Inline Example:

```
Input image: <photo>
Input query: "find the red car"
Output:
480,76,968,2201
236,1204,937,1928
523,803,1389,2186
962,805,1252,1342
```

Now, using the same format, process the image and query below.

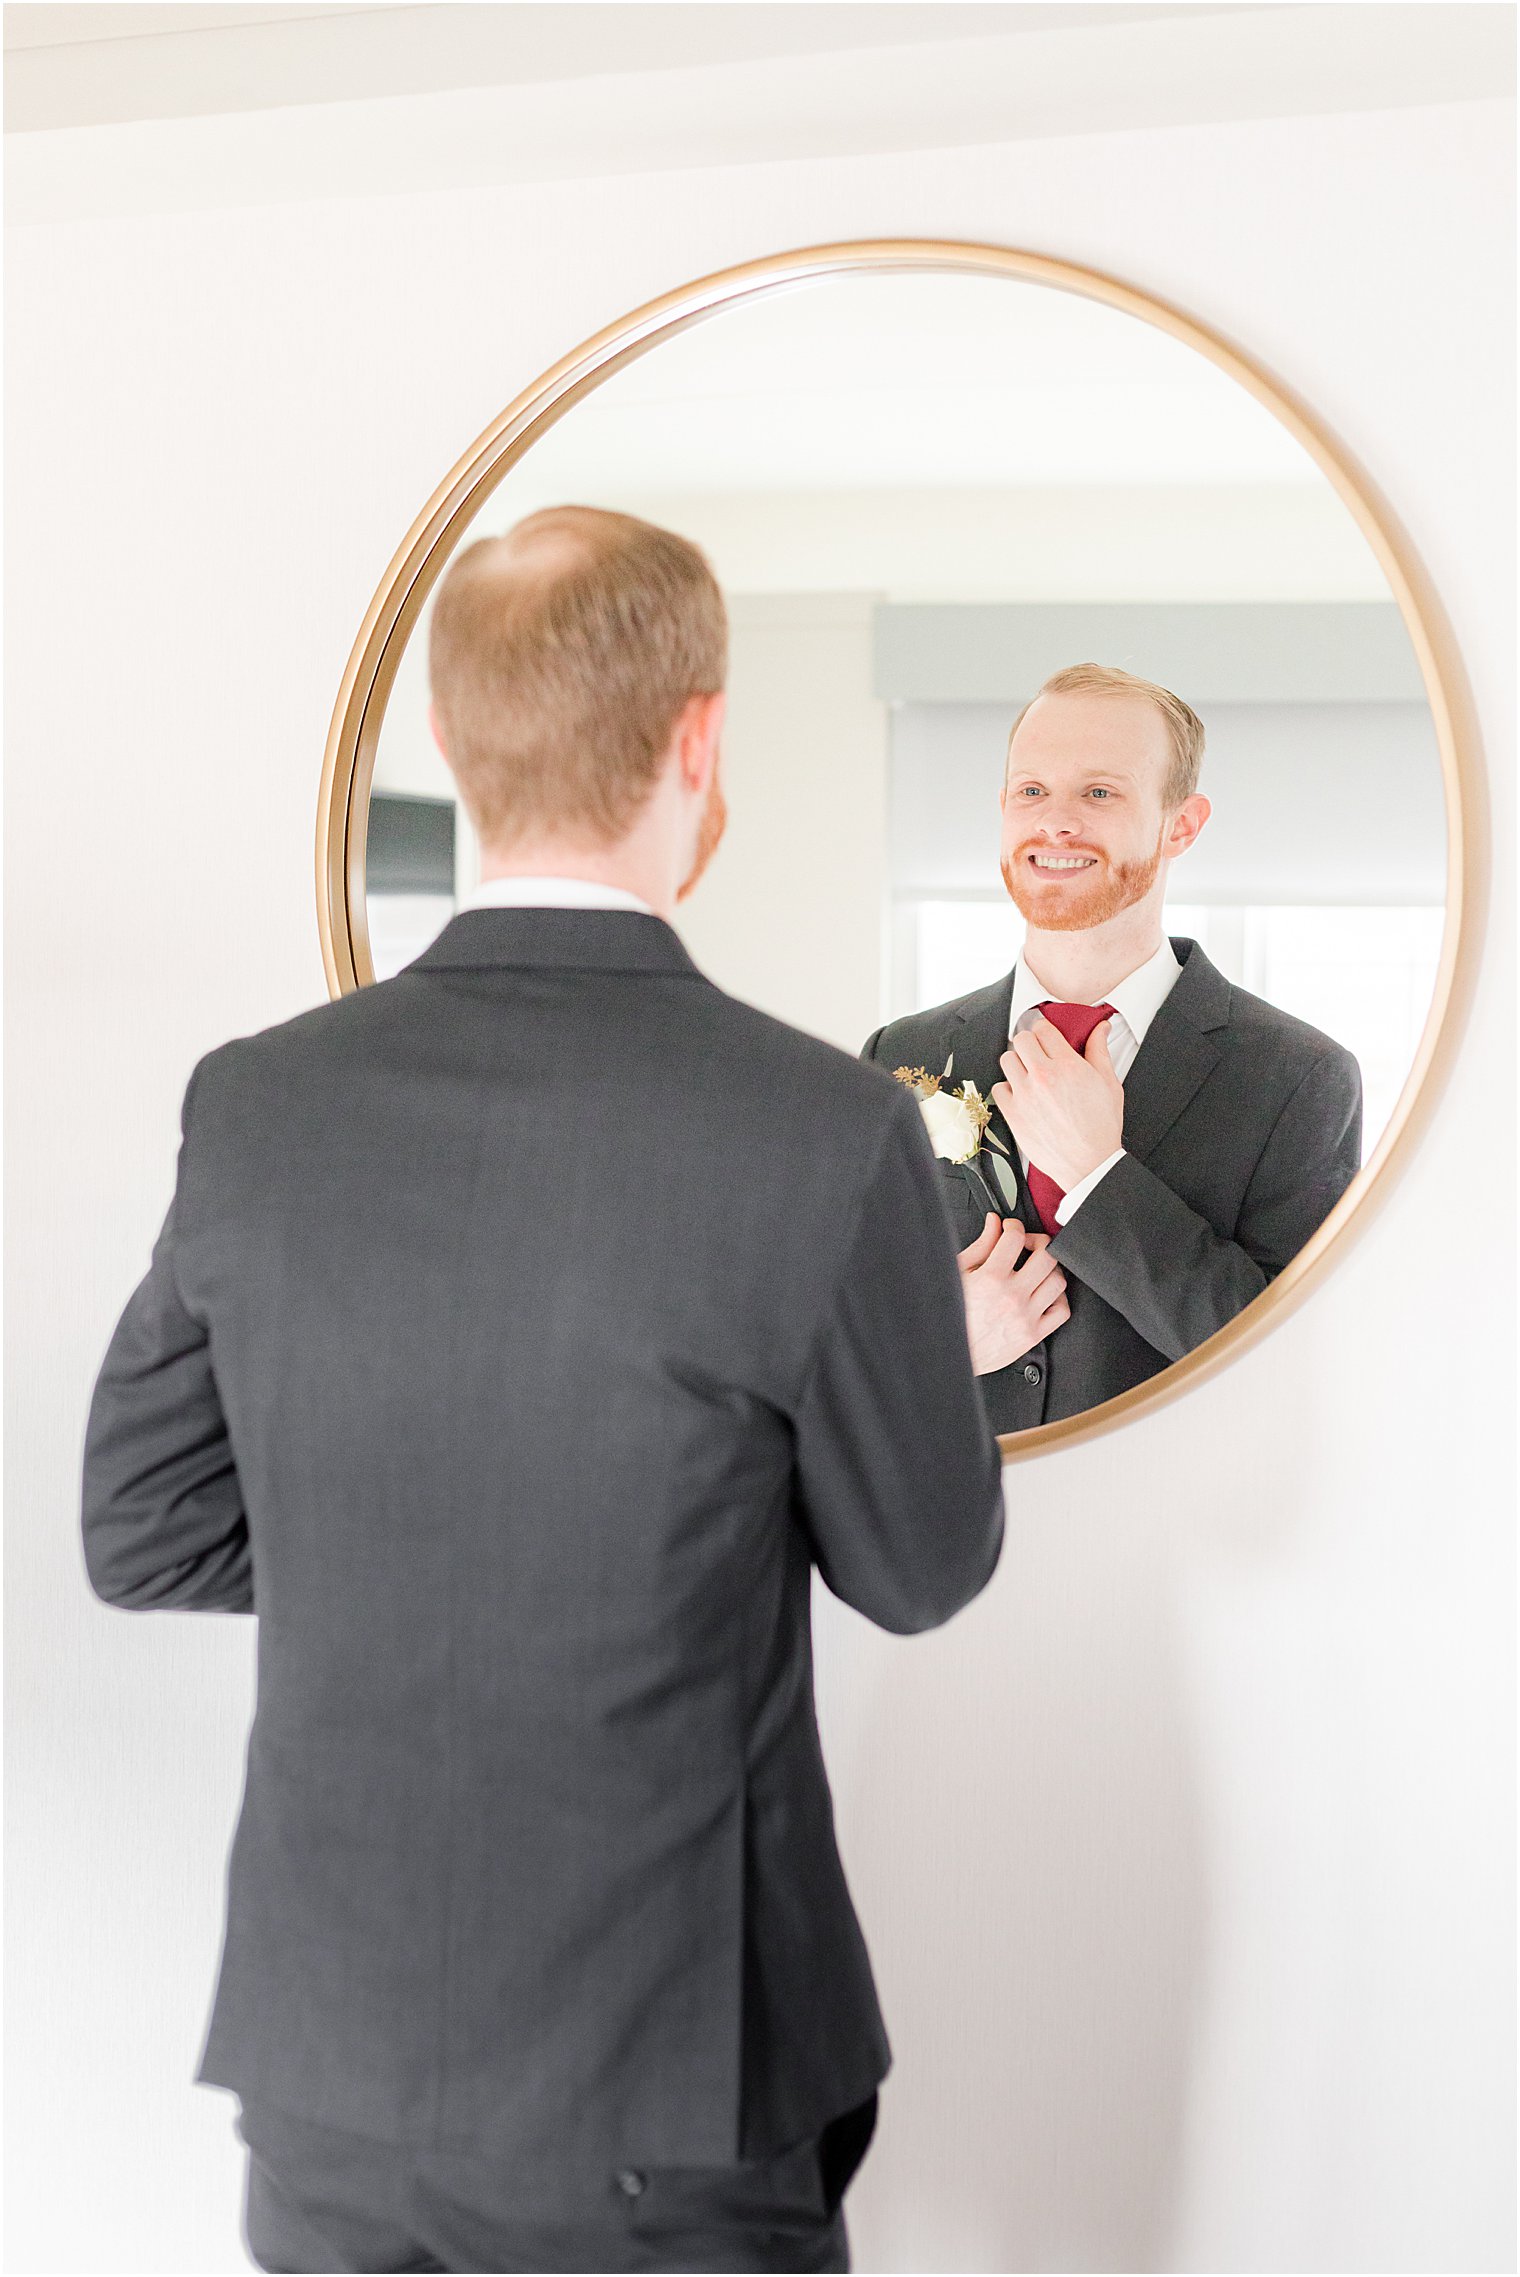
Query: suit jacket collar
1117,936,1231,1160
943,936,1233,1172
941,967,1017,1102
406,905,706,979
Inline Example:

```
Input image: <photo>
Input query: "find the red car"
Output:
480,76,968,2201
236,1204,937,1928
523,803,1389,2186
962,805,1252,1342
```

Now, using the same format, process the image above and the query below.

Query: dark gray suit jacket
863,938,1362,1434
81,908,1003,2186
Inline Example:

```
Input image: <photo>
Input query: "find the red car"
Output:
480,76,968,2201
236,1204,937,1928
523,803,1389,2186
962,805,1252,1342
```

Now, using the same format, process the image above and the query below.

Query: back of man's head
429,505,728,851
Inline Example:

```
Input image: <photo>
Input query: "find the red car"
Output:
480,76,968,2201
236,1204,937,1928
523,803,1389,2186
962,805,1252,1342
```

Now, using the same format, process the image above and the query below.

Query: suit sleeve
81,1061,254,1613
1049,1043,1363,1362
792,1088,1004,1636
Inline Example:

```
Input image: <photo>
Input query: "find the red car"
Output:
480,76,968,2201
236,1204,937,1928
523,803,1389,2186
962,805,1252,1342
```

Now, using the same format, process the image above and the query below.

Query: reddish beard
675,759,728,902
1000,834,1163,931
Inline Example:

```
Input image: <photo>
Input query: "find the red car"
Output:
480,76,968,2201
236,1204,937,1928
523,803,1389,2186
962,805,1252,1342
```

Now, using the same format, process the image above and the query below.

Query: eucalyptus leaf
994,1161,1022,1210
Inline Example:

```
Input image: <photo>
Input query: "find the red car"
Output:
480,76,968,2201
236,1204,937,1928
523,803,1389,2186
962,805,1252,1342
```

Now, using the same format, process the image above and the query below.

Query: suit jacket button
1023,1363,1043,1386
616,2169,646,2199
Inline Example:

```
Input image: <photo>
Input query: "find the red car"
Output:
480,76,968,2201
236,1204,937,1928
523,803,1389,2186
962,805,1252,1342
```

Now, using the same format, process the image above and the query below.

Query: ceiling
2,3,1219,128
5,2,1510,224
483,270,1317,494
3,4,378,45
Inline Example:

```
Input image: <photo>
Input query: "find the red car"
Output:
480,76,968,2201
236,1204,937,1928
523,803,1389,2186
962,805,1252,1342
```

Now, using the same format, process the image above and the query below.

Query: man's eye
1017,785,1043,798
1088,788,1113,800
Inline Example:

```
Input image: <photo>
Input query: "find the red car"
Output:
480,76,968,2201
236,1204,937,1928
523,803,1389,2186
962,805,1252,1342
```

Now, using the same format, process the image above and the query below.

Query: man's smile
1002,807,1165,930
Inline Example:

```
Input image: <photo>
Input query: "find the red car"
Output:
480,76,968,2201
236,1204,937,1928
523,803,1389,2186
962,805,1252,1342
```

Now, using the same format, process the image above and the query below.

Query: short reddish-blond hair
429,504,727,848
1006,662,1205,808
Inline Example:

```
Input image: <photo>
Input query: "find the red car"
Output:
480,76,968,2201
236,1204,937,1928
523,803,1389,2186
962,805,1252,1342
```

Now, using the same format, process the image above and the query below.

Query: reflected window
368,893,457,981
1243,904,1444,1156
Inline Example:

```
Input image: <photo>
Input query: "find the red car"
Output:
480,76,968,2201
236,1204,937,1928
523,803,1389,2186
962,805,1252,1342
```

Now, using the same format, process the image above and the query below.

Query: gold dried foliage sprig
892,1053,1010,1166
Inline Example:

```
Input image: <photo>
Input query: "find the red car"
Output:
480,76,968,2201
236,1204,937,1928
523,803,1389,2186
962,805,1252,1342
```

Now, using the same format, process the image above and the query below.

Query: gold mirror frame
316,237,1485,1464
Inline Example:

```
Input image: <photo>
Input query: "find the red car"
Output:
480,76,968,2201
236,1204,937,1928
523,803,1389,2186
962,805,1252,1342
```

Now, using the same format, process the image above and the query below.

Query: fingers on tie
956,1213,1002,1272
989,1217,1029,1271
973,1220,1019,1275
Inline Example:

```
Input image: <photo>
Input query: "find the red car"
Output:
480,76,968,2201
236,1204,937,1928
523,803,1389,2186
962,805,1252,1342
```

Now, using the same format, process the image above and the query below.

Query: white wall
676,594,891,1050
5,93,1512,2277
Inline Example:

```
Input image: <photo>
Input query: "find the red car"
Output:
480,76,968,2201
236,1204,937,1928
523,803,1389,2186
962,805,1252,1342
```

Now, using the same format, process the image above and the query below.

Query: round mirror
318,242,1477,1456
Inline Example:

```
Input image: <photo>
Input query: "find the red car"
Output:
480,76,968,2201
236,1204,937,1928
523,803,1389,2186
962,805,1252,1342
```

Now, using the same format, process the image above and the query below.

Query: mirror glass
363,268,1445,1434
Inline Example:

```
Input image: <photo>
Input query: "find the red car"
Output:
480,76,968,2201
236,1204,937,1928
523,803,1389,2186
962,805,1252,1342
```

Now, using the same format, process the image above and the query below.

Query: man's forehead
1009,691,1169,771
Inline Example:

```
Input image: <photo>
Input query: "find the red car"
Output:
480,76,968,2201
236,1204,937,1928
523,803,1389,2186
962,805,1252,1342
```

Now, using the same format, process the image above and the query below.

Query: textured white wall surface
5,88,1513,2277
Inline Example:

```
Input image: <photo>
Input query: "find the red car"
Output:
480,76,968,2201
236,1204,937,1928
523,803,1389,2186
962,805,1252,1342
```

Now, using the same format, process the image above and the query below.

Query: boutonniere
893,1056,1012,1221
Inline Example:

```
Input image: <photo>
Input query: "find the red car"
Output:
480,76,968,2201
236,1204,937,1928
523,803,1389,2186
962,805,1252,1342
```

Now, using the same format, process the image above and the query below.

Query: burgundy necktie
1023,1000,1117,1236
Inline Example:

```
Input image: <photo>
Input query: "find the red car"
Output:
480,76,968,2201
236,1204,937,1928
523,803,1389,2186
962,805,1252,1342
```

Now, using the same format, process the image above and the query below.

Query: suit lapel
944,969,1036,1219
1120,1026,1220,1160
1119,938,1232,1161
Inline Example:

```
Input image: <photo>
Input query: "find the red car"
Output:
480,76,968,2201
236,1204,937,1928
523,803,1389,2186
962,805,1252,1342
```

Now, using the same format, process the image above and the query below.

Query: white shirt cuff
1055,1148,1127,1226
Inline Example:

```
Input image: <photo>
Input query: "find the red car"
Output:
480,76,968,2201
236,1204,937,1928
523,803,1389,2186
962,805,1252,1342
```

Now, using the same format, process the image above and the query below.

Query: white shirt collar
457,875,655,918
1009,935,1183,1045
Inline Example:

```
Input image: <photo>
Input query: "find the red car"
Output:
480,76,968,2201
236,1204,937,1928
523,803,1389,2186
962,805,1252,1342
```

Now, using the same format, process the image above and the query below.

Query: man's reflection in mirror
863,664,1363,1432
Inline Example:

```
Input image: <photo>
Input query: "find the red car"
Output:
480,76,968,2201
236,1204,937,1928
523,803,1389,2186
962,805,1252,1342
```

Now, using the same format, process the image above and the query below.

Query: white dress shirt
1003,936,1184,1225
457,874,656,917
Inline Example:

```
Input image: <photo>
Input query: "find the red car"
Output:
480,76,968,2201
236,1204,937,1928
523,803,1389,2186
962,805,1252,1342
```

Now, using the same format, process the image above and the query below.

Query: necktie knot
1038,1000,1116,1054
1022,1001,1120,1239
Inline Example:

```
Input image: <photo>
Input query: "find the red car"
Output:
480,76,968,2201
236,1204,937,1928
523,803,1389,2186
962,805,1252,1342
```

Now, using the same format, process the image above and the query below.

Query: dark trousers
236,2094,878,2274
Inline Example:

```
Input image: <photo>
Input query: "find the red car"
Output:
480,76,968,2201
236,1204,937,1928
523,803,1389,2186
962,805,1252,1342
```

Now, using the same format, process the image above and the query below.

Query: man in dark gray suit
81,506,1004,2274
864,662,1362,1436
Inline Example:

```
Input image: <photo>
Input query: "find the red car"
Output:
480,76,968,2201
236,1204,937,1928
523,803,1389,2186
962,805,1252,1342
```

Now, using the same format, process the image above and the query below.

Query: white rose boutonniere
893,1055,1013,1221
919,1085,982,1164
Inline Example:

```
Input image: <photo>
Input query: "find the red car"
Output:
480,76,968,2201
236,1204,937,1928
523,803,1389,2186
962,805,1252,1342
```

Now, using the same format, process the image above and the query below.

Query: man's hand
956,1214,1070,1376
992,1016,1124,1193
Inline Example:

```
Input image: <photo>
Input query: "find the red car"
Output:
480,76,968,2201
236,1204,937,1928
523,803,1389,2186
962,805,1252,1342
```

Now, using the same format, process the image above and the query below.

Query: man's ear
677,691,726,791
427,702,446,758
1163,793,1211,862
